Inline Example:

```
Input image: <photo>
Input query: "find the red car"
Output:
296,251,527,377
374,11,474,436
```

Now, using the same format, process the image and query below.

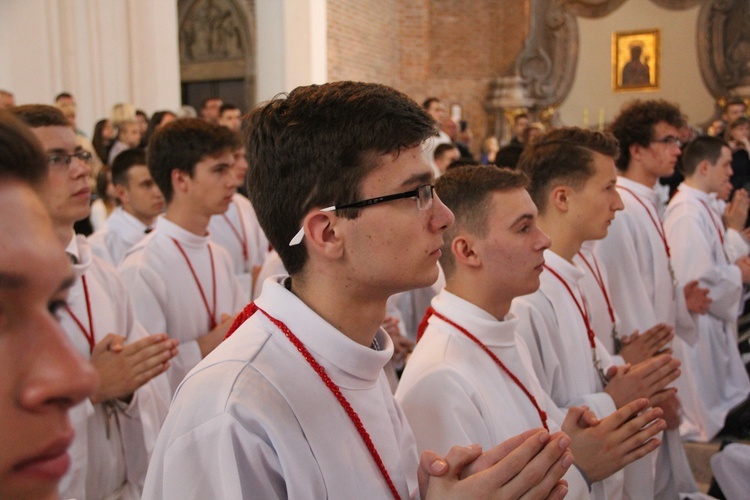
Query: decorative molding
697,0,750,99
565,0,628,19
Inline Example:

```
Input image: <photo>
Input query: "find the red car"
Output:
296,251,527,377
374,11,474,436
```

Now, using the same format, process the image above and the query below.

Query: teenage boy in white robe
510,127,697,499
208,143,269,299
88,148,165,266
663,135,750,441
144,81,574,499
12,105,178,500
0,110,98,500
397,165,669,499
120,119,246,394
594,100,713,497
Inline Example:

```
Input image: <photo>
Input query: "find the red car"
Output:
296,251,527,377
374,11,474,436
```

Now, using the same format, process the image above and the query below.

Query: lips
73,187,91,199
13,435,73,481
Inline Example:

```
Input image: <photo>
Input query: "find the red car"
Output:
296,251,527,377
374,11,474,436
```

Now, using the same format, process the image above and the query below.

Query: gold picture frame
612,29,660,92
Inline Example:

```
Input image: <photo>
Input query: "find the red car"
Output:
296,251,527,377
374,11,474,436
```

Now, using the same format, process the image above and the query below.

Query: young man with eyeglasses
119,119,246,395
12,104,178,500
593,99,711,497
143,82,574,499
664,136,750,442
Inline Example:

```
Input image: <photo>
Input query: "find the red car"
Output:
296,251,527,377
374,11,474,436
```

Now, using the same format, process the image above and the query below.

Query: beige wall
559,1,714,129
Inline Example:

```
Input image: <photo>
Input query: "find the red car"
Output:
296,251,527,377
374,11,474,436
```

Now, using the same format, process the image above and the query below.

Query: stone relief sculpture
180,0,244,62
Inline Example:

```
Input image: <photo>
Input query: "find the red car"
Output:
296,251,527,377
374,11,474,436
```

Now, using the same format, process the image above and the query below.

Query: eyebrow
509,213,535,228
399,171,434,188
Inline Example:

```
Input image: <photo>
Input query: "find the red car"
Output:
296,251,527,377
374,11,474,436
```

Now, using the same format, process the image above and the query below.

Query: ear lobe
303,209,343,259
171,168,188,194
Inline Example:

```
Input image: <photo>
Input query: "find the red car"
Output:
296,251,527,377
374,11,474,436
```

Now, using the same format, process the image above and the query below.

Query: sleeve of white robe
664,210,743,324
142,413,287,499
511,297,617,420
119,262,203,392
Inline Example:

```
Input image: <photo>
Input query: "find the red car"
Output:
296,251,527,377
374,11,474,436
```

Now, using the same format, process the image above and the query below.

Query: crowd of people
0,83,749,499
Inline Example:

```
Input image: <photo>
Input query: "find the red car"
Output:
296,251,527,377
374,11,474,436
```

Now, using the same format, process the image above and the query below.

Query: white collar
431,289,518,347
155,216,211,249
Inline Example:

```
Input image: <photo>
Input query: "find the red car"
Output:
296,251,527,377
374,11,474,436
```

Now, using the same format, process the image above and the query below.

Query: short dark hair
136,109,148,120
0,110,48,186
494,144,524,169
147,118,239,203
513,113,529,124
724,97,746,112
609,99,684,171
12,104,69,128
111,148,147,186
55,92,73,102
201,97,222,109
681,136,729,177
435,165,529,278
144,110,176,146
519,127,619,213
245,81,435,275
220,103,239,115
434,142,457,161
422,97,441,110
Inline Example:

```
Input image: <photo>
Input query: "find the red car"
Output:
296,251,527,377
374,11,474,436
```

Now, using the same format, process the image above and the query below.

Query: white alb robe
142,277,419,499
88,206,154,266
208,192,269,299
59,235,170,500
119,217,246,394
593,176,700,498
396,290,591,499
664,184,750,441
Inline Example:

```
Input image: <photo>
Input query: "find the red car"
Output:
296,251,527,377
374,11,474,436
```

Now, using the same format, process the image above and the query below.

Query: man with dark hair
511,127,687,498
0,110,97,500
398,164,668,498
144,82,573,499
422,96,452,176
509,113,529,147
664,135,750,441
200,96,223,124
88,148,165,265
12,104,177,499
595,100,712,497
120,118,245,394
218,102,242,132
433,142,460,175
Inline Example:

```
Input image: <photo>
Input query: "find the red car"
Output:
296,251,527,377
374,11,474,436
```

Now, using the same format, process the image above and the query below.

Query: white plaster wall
0,0,180,136
559,0,714,129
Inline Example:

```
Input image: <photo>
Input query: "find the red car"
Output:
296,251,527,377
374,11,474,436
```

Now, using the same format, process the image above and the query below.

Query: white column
0,0,181,135
255,0,328,103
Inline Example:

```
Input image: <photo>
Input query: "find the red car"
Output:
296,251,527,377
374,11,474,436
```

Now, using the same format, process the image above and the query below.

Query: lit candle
583,108,589,129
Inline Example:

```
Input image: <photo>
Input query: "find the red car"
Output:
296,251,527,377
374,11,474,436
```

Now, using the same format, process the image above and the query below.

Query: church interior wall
560,1,713,129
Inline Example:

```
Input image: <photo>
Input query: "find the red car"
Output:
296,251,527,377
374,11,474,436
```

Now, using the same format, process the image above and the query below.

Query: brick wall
327,0,530,156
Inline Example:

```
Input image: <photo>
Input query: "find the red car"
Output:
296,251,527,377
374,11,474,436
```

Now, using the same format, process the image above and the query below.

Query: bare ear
629,142,644,163
302,209,343,260
697,159,710,177
451,234,481,268
113,184,127,203
171,168,188,195
550,185,569,212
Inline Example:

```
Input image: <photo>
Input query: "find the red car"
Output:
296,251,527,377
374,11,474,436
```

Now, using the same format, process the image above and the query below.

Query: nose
430,191,455,232
70,154,91,180
20,317,98,411
537,227,552,251
613,189,624,211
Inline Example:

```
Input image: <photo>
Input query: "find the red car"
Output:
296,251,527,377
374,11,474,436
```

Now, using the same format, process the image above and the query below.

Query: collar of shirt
106,207,154,246
65,233,93,279
253,277,394,389
156,215,212,249
431,289,519,348
617,175,660,206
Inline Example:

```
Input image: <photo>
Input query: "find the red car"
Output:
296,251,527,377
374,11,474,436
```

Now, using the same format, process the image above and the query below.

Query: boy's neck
621,164,658,188
164,202,210,236
124,207,157,229
444,273,511,321
538,215,581,263
290,267,388,348
682,177,710,194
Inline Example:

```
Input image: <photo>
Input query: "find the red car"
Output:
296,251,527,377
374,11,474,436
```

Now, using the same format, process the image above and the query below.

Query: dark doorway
182,79,247,113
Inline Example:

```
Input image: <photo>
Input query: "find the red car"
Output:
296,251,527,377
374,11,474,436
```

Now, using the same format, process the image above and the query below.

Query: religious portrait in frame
612,29,660,92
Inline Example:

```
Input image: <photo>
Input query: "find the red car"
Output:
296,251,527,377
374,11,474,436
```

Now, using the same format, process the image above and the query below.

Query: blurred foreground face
0,182,97,499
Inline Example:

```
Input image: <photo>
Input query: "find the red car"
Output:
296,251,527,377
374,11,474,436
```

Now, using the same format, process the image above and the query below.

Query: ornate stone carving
178,0,255,82
698,0,750,99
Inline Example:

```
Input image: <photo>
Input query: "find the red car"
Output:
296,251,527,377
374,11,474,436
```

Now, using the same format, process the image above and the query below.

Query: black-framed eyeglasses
651,136,682,148
48,151,92,168
289,184,435,246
